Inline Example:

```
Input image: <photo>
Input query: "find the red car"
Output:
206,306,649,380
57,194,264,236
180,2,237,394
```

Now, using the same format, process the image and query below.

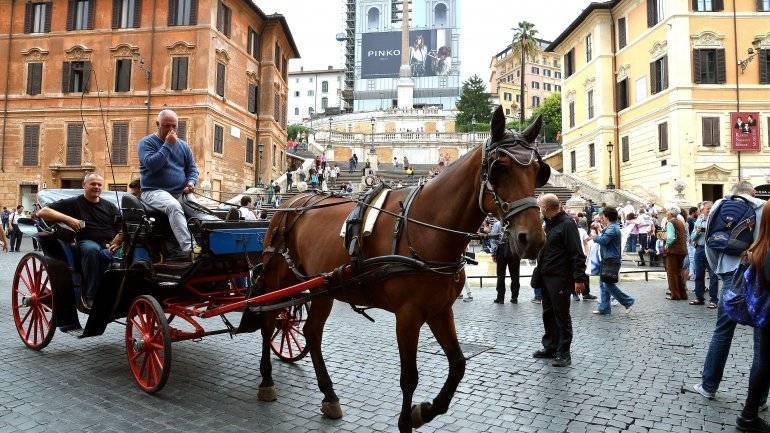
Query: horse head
480,106,548,259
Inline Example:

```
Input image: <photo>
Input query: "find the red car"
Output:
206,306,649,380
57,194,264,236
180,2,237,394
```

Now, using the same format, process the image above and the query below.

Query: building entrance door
702,184,724,202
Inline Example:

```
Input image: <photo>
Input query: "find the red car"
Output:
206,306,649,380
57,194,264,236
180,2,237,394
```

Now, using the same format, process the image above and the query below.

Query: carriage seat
120,194,166,221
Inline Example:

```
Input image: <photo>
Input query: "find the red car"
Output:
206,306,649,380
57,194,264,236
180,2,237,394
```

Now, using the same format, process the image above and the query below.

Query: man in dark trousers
531,194,586,367
490,218,520,304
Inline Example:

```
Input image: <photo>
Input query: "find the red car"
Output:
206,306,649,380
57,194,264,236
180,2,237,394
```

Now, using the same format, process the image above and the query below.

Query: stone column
396,0,414,109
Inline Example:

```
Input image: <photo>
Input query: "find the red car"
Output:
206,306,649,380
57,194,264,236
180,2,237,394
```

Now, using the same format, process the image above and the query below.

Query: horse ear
490,105,505,142
520,114,543,144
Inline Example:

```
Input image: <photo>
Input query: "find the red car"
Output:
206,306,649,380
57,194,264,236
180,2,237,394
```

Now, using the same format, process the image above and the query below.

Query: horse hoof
257,385,277,402
411,403,425,429
321,400,343,419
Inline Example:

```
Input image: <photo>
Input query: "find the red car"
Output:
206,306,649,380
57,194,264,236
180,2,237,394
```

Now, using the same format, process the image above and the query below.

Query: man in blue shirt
138,109,199,260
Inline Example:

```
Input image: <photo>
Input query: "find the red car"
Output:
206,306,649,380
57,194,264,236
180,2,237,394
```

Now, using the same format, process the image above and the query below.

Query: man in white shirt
238,196,257,220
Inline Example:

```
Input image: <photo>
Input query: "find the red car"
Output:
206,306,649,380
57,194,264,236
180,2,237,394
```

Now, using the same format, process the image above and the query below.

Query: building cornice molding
20,47,49,62
691,30,725,49
64,45,92,61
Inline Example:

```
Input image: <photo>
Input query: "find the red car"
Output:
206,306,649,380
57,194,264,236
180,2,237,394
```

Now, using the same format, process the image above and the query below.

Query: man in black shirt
37,173,121,308
531,194,586,367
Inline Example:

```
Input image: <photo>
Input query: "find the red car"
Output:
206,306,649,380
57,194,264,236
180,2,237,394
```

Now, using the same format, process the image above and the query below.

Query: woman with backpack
664,205,689,300
736,202,770,432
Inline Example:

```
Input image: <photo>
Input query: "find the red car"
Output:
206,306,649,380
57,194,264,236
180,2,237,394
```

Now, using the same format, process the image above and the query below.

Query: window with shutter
650,56,668,94
568,101,575,128
618,17,627,49
177,120,187,141
113,0,140,28
587,90,594,119
616,79,629,110
171,57,188,90
274,43,281,69
213,124,224,154
63,61,88,93
760,50,770,84
702,117,720,147
69,0,92,30
760,0,770,11
115,59,132,92
694,49,722,84
23,124,40,166
169,0,194,26
588,143,595,167
66,123,83,165
27,63,42,95
111,122,129,164
248,84,257,113
246,138,254,164
658,122,668,152
570,150,576,173
274,93,281,122
216,63,226,97
564,49,574,77
715,49,726,83
248,28,260,58
621,136,629,162
26,3,50,33
585,34,592,62
216,2,231,36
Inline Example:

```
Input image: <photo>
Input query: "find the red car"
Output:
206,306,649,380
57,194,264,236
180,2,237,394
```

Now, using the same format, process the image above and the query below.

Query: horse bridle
478,134,551,229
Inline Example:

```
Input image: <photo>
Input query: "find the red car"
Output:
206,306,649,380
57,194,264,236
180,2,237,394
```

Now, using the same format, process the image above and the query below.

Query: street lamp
738,38,763,74
328,116,334,147
369,117,376,155
257,143,264,186
606,141,615,190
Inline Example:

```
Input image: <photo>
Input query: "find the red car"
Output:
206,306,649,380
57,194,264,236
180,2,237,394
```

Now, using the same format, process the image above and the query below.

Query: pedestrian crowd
482,181,769,431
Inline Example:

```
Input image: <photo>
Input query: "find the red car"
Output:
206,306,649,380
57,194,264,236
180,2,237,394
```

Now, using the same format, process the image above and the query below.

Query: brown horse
256,106,547,432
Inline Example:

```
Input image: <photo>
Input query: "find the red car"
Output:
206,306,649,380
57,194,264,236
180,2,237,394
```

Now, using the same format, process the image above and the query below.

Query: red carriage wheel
125,295,172,393
12,253,56,350
270,302,310,363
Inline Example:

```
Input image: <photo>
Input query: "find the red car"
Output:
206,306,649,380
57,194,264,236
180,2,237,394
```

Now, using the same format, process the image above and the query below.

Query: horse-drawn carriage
11,188,313,392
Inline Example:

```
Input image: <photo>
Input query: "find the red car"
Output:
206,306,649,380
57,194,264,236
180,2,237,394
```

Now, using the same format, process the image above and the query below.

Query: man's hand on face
165,130,178,145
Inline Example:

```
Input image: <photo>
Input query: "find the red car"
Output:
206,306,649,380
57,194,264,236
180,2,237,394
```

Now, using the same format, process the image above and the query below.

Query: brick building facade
0,0,298,210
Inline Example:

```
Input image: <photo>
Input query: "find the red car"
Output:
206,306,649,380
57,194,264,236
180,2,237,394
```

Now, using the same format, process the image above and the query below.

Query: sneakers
552,355,571,367
582,294,598,301
692,383,716,400
592,310,609,315
736,415,770,432
532,349,555,359
689,300,705,305
531,298,542,304
707,302,718,309
493,298,504,304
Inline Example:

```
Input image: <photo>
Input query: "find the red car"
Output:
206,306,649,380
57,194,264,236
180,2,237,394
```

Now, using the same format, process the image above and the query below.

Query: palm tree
511,21,539,127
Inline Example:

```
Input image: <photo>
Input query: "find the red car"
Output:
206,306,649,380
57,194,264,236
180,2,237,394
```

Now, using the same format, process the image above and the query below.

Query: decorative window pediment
755,32,770,50
246,70,259,83
166,41,196,56
215,49,230,65
110,44,139,58
691,31,725,49
566,89,576,102
64,45,92,61
21,47,49,62
583,76,596,90
694,164,731,181
649,40,667,60
616,64,631,82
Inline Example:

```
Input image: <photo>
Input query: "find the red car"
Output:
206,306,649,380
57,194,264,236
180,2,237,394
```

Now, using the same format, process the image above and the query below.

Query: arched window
321,80,328,93
367,7,379,30
321,97,328,110
434,3,447,27
294,107,299,115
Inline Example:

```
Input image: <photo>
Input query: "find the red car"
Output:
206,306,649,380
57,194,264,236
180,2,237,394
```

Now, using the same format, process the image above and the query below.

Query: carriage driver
138,109,199,261
36,173,122,309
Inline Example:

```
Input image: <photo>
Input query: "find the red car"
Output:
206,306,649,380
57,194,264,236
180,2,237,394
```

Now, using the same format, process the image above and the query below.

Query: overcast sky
256,0,595,87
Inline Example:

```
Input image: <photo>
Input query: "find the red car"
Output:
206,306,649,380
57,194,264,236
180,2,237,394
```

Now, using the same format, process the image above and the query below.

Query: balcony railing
316,131,491,145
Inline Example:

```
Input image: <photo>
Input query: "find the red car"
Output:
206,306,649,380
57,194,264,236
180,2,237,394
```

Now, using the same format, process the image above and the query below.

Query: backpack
706,196,757,256
724,261,770,328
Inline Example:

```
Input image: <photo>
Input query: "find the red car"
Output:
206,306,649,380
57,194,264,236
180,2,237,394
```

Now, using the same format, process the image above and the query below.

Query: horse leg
257,311,278,401
395,312,423,433
304,296,342,419
411,308,465,428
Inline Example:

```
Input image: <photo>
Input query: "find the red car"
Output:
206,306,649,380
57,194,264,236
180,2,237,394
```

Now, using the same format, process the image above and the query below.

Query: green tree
455,74,492,132
287,124,310,141
533,92,561,142
511,21,539,124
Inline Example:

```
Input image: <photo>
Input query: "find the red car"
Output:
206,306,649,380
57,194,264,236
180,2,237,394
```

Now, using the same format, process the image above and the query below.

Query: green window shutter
62,62,72,93
693,50,702,84
716,49,727,84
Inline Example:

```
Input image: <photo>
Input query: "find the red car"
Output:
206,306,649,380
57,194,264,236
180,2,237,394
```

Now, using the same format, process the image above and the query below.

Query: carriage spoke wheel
125,295,172,393
12,253,56,350
270,302,310,363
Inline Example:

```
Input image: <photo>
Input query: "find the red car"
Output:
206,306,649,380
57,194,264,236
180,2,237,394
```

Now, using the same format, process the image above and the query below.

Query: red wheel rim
12,254,55,350
125,297,170,393
270,303,309,362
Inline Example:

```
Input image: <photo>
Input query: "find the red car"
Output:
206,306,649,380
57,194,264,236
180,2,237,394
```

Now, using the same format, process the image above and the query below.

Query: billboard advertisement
731,112,761,152
361,29,453,79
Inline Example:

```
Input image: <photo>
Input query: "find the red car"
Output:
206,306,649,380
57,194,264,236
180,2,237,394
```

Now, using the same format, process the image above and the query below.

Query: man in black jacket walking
531,194,587,367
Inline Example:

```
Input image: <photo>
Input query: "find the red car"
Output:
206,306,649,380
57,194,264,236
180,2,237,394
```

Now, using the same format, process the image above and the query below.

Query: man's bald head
538,193,561,211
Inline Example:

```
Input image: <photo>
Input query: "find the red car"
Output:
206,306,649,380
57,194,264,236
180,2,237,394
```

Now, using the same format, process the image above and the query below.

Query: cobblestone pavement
0,240,759,432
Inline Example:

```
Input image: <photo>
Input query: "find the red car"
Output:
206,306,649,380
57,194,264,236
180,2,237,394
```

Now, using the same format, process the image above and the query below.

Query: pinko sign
730,112,761,152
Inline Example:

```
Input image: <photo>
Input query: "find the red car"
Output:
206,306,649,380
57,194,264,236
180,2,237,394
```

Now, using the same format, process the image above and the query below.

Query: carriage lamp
606,141,615,190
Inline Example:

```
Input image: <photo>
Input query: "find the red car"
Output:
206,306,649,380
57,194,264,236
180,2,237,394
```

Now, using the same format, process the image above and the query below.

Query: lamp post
369,117,376,155
327,116,333,159
257,143,264,186
606,141,615,190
